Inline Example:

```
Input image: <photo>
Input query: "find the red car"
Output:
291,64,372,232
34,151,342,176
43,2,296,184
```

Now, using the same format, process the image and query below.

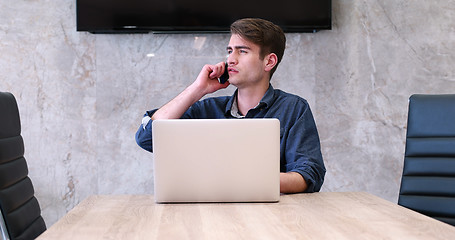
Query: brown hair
230,18,286,78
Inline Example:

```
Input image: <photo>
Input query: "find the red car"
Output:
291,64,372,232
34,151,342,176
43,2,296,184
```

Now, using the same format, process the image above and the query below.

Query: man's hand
193,62,230,95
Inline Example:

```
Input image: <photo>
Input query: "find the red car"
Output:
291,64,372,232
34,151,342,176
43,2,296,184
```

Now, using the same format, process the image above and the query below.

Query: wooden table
37,192,455,239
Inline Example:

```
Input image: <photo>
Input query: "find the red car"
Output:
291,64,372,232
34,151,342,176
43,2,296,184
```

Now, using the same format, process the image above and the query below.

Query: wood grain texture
37,192,455,239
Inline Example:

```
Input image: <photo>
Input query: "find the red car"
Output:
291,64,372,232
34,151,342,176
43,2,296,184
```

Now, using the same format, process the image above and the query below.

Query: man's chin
226,77,237,85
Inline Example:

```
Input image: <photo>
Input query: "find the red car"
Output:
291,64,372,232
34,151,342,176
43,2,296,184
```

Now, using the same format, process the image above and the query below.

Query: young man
136,18,325,193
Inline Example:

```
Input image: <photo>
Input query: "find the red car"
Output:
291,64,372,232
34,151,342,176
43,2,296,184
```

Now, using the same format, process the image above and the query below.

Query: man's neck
236,82,269,116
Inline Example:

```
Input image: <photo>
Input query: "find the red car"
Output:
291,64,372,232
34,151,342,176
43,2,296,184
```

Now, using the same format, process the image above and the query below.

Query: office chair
0,92,46,239
398,94,455,226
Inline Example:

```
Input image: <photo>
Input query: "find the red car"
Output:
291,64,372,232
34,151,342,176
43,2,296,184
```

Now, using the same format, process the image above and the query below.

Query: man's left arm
281,104,326,193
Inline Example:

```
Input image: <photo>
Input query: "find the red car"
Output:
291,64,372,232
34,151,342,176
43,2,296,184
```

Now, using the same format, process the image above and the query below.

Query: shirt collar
225,84,275,117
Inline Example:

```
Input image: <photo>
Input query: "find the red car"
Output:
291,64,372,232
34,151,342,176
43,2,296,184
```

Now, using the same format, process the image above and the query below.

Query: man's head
230,18,286,78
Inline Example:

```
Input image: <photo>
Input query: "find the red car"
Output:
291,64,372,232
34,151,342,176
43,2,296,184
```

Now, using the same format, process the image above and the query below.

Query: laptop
152,118,280,203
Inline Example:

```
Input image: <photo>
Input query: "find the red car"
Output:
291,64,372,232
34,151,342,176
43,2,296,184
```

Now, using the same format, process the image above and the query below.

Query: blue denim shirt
136,85,326,192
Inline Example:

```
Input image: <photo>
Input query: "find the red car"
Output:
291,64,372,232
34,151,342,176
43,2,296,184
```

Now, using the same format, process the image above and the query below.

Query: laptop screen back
152,119,280,203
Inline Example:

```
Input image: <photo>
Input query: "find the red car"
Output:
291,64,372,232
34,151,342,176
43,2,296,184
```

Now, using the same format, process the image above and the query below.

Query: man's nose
227,54,237,65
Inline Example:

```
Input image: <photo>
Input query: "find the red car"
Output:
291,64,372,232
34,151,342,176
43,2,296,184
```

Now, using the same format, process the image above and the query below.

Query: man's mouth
228,68,238,73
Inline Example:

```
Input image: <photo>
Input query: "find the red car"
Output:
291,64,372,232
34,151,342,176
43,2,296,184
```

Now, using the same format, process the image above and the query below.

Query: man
136,18,325,193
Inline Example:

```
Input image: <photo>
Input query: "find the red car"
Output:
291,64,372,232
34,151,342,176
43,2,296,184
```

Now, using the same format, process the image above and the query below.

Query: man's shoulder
273,88,309,106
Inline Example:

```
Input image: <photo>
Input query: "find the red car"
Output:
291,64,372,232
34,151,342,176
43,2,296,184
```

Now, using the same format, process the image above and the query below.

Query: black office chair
0,92,46,239
398,94,455,226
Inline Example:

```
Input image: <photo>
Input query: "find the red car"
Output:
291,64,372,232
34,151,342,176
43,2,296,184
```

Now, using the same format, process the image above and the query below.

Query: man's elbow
279,172,308,193
135,127,153,152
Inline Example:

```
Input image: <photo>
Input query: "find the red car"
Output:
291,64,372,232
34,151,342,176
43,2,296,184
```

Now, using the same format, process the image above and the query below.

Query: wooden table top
37,192,455,239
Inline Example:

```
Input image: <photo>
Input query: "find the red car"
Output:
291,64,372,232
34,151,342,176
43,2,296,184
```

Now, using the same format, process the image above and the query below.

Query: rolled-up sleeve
135,110,158,152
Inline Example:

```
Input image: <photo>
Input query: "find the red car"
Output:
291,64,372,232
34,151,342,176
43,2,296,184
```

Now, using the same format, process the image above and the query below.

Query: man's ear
264,53,278,72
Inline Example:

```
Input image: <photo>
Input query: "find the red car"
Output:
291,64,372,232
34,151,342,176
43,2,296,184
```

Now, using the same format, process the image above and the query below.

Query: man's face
226,34,269,88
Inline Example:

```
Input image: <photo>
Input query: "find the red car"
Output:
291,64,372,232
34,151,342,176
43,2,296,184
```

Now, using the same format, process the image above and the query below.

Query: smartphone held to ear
218,62,229,84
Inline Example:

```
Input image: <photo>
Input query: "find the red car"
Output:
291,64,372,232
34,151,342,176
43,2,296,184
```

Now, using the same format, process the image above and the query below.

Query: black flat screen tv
76,0,331,33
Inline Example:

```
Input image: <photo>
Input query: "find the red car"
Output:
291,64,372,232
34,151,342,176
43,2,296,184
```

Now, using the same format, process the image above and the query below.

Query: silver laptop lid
152,119,280,203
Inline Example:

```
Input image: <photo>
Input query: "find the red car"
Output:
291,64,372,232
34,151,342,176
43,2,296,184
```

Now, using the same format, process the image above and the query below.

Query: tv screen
77,0,331,33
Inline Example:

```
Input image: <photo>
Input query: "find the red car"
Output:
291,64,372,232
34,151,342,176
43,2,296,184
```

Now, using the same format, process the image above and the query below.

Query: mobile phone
218,62,229,84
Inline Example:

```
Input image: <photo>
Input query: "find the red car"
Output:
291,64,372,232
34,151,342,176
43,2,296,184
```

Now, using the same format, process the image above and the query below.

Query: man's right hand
193,62,230,95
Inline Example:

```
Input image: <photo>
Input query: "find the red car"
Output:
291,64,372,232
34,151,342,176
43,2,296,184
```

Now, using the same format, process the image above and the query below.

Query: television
76,0,331,34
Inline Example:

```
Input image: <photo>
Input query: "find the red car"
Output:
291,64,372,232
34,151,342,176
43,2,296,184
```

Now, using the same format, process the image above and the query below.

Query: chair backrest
1,209,10,240
398,94,455,226
0,92,46,239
